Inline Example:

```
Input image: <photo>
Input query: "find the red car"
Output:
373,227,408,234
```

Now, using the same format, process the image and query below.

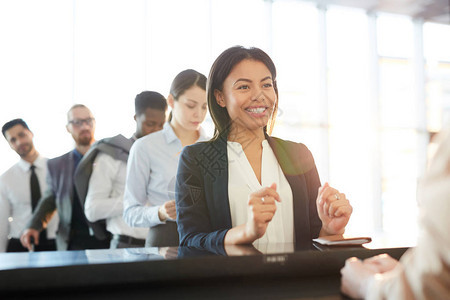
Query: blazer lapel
66,151,75,205
266,135,312,247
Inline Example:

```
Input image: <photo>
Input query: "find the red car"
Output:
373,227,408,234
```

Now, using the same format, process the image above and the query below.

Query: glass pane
424,22,450,133
424,22,450,62
381,129,419,238
271,1,329,186
146,0,211,93
379,57,416,128
146,0,213,136
425,62,450,132
74,0,147,139
377,13,414,58
0,0,73,174
210,0,270,57
378,16,419,239
272,0,320,124
327,6,373,235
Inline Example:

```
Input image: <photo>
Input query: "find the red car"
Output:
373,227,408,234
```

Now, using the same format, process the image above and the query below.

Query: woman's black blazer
175,134,322,249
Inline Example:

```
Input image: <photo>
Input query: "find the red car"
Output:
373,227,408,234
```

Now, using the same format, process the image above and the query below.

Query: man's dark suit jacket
27,151,77,250
176,135,322,250
73,134,132,240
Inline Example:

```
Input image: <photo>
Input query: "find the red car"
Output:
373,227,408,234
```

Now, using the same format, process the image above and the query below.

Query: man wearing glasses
21,104,110,251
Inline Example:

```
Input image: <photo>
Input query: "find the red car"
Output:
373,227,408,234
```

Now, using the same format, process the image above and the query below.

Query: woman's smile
244,105,269,117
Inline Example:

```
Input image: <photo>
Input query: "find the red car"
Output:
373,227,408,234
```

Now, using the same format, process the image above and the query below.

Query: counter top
0,242,409,299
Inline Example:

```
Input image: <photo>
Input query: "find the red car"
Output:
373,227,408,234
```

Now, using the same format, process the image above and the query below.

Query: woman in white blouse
176,46,353,249
123,69,209,247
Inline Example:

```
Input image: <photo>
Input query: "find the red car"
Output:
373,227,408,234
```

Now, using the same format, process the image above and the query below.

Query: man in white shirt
80,91,167,248
0,119,58,252
21,104,110,251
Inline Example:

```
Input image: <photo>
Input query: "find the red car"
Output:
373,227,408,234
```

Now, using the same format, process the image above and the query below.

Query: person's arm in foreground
341,129,450,299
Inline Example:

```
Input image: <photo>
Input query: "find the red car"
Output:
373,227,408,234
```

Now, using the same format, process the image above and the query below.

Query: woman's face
171,85,207,131
216,59,277,133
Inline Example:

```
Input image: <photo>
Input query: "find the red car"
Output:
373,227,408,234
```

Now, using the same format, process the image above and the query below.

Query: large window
424,22,450,132
271,1,322,166
0,0,449,240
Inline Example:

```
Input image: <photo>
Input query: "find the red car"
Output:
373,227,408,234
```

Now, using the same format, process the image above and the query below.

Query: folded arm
84,153,124,222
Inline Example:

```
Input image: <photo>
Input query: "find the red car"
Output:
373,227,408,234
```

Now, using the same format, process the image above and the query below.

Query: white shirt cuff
148,205,166,227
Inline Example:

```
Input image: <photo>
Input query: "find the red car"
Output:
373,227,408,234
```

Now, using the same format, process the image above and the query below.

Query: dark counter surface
0,241,410,299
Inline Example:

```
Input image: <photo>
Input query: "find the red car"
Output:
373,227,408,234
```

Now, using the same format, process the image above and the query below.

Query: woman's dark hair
168,69,207,122
207,46,278,140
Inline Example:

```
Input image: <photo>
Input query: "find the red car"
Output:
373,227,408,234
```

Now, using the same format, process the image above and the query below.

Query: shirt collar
17,155,46,172
227,139,268,149
72,149,84,171
163,121,209,144
163,122,179,144
198,126,209,142
72,148,83,162
72,148,83,159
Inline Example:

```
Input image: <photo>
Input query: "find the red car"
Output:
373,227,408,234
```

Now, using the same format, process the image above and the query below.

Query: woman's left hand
316,182,353,235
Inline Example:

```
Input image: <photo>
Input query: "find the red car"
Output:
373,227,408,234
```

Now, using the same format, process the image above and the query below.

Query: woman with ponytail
124,69,208,247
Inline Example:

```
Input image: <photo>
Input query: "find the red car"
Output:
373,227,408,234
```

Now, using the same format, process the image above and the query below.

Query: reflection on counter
0,242,313,271
0,235,414,273
0,247,166,271
0,241,410,299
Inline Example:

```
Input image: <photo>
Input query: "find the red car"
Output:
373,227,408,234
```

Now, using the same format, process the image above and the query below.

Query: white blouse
227,140,294,248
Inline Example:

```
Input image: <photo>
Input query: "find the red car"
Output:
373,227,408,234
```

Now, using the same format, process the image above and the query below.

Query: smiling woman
175,46,353,250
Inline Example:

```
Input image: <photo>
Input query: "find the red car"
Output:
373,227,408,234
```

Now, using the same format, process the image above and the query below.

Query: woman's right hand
244,183,281,241
224,183,280,244
158,200,177,221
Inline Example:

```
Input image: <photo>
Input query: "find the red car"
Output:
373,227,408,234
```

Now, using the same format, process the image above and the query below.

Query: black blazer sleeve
176,145,229,248
301,145,322,238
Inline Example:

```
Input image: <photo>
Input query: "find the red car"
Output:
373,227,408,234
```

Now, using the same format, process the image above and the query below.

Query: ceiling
307,0,450,24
